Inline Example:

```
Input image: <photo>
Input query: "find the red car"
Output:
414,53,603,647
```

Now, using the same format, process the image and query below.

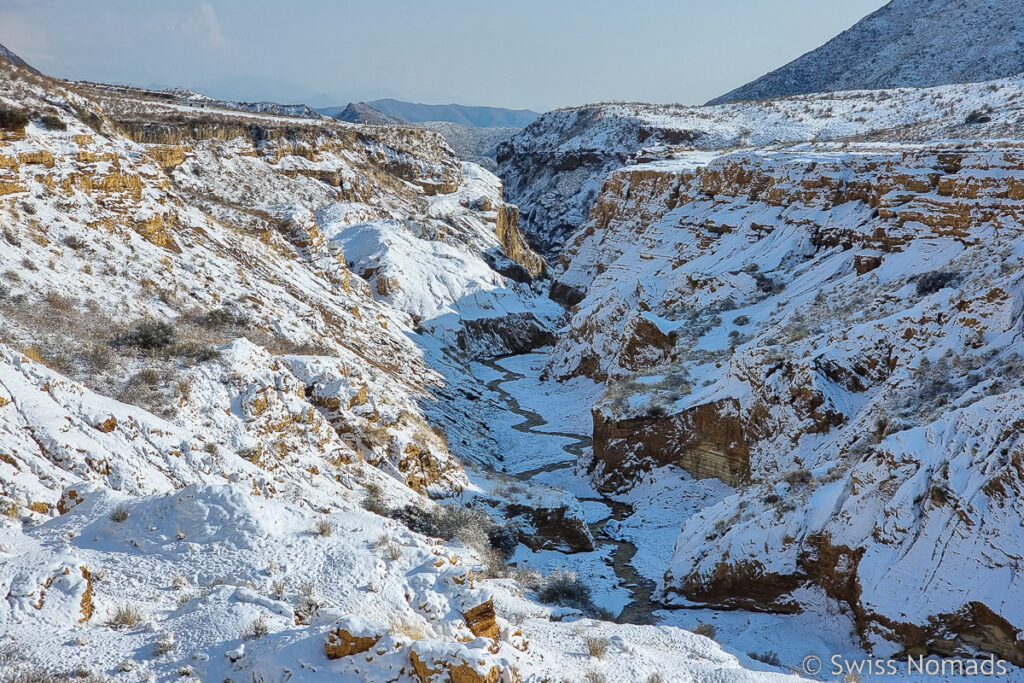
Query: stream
480,358,662,625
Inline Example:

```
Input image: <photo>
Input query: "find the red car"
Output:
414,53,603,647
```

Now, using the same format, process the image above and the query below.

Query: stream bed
480,357,663,624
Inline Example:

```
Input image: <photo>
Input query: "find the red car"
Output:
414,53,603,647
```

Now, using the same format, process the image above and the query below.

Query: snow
710,0,1024,103
0,62,798,682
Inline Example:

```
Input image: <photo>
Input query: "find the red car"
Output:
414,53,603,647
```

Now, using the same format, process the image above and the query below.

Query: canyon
3,8,1024,683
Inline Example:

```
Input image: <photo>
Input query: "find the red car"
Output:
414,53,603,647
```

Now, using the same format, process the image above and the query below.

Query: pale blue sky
0,0,888,110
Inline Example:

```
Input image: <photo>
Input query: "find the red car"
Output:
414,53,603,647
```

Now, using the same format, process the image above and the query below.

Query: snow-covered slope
537,139,1024,665
499,73,1024,259
710,0,1024,104
0,47,796,683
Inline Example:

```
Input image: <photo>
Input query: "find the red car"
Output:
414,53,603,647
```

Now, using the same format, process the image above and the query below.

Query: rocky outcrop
494,204,545,278
592,398,749,488
325,616,384,659
461,599,499,641
455,313,557,359
409,642,508,683
505,502,595,553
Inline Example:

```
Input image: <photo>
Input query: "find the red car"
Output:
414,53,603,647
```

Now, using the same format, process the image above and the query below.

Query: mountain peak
330,101,406,126
709,0,1024,103
0,41,37,72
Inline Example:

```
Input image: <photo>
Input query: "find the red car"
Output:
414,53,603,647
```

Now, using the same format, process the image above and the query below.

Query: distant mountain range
320,99,540,128
710,0,1024,104
330,102,406,126
328,101,519,171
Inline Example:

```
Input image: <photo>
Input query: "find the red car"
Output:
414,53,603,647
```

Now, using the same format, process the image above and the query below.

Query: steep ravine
479,357,663,624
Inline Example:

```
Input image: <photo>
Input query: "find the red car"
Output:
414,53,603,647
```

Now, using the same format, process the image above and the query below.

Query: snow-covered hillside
495,75,1024,669
710,0,1024,104
0,46,797,683
499,73,1024,259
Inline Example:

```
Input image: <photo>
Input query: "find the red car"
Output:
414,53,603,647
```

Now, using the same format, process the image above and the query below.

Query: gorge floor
479,355,660,625
466,351,873,677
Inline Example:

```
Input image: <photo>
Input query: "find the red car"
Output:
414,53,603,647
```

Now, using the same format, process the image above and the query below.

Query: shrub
647,674,667,683
784,469,812,486
753,272,784,294
2,665,71,682
360,483,392,516
313,517,334,537
0,107,30,130
122,319,176,350
915,270,960,296
487,524,519,558
243,613,270,640
270,580,287,600
197,307,249,329
62,235,86,250
965,109,992,124
153,630,175,655
585,636,610,658
73,105,103,133
170,574,188,590
538,569,592,610
733,315,750,326
749,650,782,666
109,506,129,522
38,115,66,131
692,622,717,639
44,291,75,311
108,603,144,629
582,673,607,683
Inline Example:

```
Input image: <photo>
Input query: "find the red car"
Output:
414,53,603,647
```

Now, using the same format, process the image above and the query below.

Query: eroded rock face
325,619,383,659
592,398,749,489
494,204,545,279
462,599,499,641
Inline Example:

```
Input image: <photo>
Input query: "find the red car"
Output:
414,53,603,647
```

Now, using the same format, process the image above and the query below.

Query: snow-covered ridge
710,0,1024,104
498,72,1024,259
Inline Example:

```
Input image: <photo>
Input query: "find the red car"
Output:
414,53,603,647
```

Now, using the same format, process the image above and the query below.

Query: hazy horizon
0,0,888,111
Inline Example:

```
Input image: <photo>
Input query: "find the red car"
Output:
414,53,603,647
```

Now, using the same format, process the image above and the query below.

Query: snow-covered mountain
710,0,1024,104
366,99,540,128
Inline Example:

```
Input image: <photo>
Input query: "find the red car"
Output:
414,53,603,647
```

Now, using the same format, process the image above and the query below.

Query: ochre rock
592,397,749,488
324,627,381,659
462,599,499,641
